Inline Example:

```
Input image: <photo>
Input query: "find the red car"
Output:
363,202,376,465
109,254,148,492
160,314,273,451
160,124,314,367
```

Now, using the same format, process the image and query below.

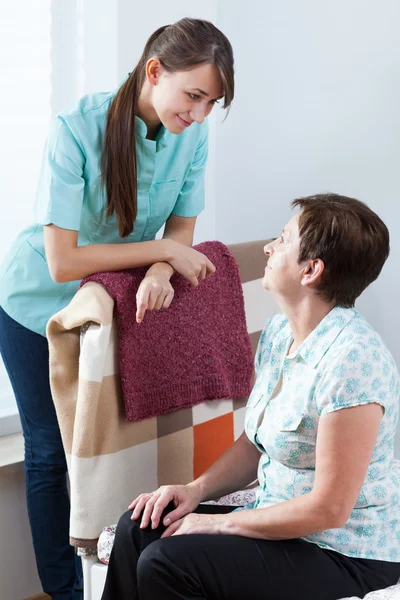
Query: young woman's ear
145,57,162,86
301,258,325,288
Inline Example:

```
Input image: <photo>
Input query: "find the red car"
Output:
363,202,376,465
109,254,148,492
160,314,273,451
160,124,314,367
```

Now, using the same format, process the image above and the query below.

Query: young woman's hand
128,483,203,530
165,240,216,287
135,270,174,323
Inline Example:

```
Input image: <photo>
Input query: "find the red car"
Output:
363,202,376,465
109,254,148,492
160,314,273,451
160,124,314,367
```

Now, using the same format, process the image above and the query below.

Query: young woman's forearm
188,432,261,502
52,239,172,283
145,223,195,280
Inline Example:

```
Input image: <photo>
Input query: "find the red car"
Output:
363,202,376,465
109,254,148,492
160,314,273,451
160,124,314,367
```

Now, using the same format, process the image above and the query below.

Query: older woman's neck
281,297,336,353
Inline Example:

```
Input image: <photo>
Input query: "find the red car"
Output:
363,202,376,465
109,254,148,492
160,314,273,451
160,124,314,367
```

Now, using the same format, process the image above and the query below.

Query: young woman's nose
190,103,207,124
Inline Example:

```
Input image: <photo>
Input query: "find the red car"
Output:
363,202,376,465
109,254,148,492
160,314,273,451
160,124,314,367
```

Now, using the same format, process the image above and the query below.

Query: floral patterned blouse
243,306,400,561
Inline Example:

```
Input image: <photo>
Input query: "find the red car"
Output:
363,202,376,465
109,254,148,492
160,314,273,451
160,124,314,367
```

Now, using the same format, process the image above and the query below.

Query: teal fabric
242,306,400,561
0,84,208,336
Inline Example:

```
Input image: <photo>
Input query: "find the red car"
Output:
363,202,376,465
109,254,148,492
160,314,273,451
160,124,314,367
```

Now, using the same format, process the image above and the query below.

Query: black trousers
101,505,400,600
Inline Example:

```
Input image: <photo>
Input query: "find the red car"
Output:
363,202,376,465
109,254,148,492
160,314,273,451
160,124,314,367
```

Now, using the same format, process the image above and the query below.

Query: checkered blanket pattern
46,239,278,549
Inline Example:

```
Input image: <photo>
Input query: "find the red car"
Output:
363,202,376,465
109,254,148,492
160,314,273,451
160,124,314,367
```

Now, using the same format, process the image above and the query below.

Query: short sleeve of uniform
33,116,85,231
171,121,208,218
316,345,399,416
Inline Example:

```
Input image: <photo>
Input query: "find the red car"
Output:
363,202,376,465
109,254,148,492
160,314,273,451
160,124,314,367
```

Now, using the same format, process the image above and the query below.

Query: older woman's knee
137,539,172,582
113,510,137,544
117,509,135,529
137,538,204,597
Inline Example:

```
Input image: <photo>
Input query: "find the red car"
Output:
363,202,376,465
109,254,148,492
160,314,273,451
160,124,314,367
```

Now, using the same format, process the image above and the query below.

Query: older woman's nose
264,242,273,256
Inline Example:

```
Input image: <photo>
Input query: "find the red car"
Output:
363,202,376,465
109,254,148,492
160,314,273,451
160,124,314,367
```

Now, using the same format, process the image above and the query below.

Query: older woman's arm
136,430,261,531
220,402,383,539
163,402,383,538
189,431,261,502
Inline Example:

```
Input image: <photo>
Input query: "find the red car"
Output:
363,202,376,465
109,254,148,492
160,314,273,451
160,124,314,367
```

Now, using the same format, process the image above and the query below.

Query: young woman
0,18,234,600
102,194,400,600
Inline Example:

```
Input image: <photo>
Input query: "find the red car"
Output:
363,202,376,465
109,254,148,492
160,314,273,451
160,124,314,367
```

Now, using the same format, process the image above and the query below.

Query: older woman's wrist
216,512,241,535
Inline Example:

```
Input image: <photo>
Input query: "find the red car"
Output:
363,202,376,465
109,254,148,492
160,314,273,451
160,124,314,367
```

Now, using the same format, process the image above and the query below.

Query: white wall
214,1,400,452
214,0,400,361
0,2,52,428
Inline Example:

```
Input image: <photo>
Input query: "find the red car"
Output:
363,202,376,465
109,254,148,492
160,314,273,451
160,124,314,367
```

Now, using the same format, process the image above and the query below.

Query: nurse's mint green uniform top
0,83,208,337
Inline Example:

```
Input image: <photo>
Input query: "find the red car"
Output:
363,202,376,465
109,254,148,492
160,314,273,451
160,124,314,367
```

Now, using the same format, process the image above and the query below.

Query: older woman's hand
128,483,203,529
161,512,224,538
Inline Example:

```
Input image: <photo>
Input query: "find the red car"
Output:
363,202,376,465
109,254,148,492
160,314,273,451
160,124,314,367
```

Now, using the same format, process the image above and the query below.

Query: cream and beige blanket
46,239,277,549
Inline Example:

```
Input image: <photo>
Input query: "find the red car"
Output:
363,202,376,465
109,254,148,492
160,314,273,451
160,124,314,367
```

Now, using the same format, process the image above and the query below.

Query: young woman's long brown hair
101,17,235,237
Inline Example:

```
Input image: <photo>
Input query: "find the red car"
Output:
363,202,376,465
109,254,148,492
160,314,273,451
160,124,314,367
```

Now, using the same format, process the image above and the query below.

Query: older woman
101,193,400,600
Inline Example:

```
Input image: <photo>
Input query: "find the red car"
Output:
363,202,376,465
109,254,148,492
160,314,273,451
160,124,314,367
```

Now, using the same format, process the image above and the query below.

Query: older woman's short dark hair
292,193,390,308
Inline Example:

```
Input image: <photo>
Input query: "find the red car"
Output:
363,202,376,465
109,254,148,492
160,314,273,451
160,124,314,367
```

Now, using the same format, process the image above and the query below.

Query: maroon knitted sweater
81,241,254,421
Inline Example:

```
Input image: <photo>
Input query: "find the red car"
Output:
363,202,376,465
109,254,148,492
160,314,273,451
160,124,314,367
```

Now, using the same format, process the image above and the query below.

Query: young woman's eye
210,99,220,105
188,93,200,100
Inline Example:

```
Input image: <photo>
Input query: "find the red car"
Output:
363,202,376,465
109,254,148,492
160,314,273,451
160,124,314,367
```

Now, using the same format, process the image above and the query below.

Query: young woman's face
151,62,224,133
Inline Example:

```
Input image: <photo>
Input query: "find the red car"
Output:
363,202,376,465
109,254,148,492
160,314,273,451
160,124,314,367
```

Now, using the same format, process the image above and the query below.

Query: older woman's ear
300,258,325,288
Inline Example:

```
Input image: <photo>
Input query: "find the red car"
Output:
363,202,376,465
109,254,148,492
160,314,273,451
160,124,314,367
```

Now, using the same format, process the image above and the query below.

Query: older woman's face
262,213,304,296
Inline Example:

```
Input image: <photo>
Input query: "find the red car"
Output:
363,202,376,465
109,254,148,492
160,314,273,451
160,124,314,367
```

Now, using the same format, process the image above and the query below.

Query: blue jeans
0,306,83,600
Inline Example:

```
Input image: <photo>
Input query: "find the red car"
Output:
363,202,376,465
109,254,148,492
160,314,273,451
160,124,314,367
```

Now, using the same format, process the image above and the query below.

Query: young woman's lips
177,115,192,127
